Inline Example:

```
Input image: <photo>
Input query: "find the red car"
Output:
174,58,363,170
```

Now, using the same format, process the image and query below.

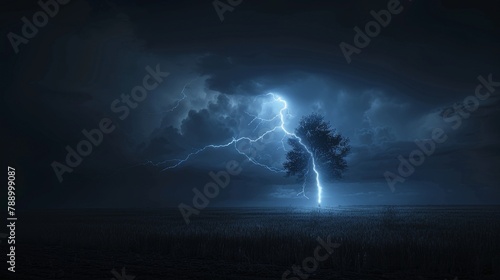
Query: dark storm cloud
180,94,238,144
2,0,499,208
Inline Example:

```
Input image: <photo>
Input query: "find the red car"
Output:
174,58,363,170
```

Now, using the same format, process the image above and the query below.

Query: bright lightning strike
158,93,323,205
270,94,323,204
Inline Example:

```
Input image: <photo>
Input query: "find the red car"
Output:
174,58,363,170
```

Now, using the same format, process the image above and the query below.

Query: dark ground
2,206,500,280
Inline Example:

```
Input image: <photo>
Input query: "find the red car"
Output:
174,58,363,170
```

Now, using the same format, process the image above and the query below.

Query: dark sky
2,0,500,209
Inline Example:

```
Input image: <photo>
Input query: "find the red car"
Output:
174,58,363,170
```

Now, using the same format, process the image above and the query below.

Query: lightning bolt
271,94,323,204
164,79,196,112
157,93,323,205
297,162,310,199
146,78,196,116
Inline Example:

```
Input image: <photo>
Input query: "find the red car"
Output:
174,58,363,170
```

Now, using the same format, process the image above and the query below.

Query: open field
7,206,500,279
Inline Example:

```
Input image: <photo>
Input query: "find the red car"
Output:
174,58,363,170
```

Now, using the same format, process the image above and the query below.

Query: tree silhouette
283,113,350,183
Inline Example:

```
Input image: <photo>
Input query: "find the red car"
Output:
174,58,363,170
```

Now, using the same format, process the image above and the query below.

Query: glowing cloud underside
158,93,323,204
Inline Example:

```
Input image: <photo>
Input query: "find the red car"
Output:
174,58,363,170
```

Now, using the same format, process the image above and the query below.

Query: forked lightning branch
158,93,324,205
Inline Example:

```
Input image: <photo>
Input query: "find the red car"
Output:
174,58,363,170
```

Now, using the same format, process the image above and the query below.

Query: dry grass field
8,206,500,279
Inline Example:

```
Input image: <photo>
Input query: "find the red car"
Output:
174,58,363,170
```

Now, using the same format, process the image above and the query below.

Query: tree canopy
283,113,350,182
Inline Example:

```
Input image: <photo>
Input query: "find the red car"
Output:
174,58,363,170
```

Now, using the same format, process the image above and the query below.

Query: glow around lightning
272,94,323,204
159,93,323,204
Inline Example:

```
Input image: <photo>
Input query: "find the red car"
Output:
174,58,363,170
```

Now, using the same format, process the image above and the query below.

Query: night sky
2,0,500,209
